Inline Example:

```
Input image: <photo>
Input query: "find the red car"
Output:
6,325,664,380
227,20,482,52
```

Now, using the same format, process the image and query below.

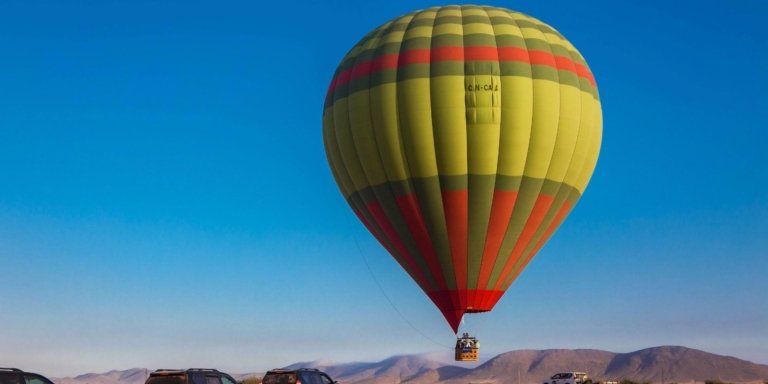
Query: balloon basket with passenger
455,333,480,362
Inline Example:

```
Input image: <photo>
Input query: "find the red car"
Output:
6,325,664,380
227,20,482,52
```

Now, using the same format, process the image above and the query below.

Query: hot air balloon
322,5,601,356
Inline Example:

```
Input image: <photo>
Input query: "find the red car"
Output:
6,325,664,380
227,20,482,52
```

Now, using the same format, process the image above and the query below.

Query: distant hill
432,346,768,384
54,368,150,384
51,346,768,384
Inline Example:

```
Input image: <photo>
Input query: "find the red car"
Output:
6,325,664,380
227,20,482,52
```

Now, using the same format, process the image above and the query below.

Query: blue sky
1,0,767,378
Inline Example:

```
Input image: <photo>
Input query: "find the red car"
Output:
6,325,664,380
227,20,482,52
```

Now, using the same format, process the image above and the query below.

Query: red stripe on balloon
326,46,595,96
427,289,504,311
506,200,573,286
365,200,432,290
493,194,556,291
351,207,392,255
554,54,577,73
399,49,431,66
442,190,469,309
431,46,463,61
477,190,519,289
528,50,557,68
465,46,500,61
372,53,399,72
428,288,505,333
395,194,448,290
575,63,596,87
497,46,530,62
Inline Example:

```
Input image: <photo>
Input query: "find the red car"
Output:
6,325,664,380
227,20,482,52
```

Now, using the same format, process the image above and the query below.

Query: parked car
0,368,55,384
144,369,238,384
543,372,590,384
261,368,337,384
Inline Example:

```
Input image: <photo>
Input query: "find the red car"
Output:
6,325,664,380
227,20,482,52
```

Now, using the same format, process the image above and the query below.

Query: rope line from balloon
353,235,453,350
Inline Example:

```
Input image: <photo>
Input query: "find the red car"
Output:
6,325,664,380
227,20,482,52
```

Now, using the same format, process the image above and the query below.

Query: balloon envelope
323,5,602,332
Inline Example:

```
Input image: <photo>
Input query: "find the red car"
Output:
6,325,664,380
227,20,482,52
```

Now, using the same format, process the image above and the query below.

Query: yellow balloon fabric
323,5,602,332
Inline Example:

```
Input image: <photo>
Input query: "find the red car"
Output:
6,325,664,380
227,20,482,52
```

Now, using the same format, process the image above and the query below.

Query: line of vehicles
4,366,609,384
1,367,337,384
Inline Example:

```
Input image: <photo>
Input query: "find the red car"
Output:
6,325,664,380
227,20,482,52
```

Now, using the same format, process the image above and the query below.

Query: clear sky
1,0,767,378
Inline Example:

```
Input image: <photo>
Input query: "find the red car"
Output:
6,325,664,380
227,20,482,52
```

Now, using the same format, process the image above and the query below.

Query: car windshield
146,376,185,384
24,375,54,384
262,373,297,384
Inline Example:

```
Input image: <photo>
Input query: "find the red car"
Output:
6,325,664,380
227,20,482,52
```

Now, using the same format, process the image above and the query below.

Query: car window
301,373,323,384
564,373,573,379
24,375,53,384
221,377,236,384
318,374,334,384
263,373,297,384
146,376,185,384
205,376,221,384
1,373,19,384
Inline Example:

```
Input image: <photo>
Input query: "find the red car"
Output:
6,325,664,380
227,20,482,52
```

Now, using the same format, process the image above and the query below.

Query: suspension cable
353,235,452,350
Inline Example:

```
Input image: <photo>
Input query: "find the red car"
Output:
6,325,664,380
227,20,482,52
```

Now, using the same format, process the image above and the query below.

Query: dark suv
261,368,336,384
0,368,55,384
145,369,238,384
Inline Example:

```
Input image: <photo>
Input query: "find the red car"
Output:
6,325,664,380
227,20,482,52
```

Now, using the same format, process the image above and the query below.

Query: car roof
0,368,51,376
152,369,223,373
266,368,321,373
149,369,225,376
0,367,55,384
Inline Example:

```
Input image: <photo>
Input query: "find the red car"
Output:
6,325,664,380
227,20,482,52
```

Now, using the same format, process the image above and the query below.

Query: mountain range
52,346,768,384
